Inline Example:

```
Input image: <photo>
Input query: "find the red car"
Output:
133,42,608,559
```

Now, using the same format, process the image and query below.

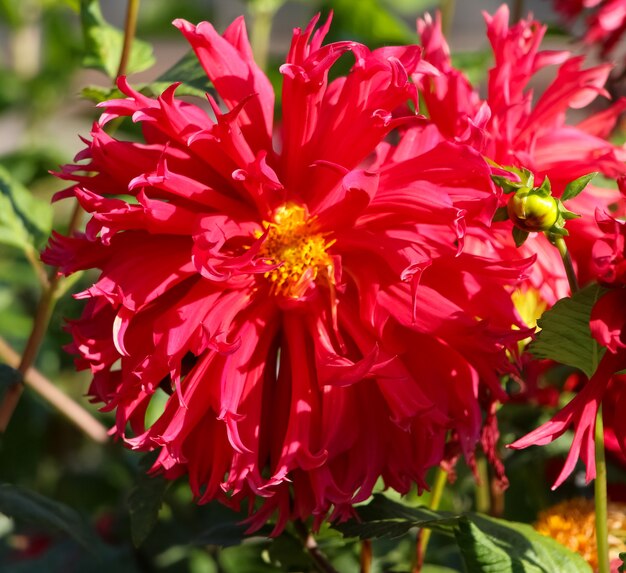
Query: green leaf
0,364,21,402
513,226,529,247
618,551,625,572
530,283,606,378
0,483,99,550
81,84,123,103
381,0,437,15
192,501,273,547
128,454,171,547
334,494,459,540
561,172,598,202
334,495,591,573
0,164,53,252
456,514,591,573
80,0,155,78
323,0,416,45
151,49,213,97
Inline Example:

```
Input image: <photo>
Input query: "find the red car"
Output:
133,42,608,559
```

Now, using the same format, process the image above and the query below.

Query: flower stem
413,466,448,572
475,455,491,514
595,407,610,573
439,0,456,37
512,0,525,22
248,0,283,72
117,0,141,78
360,539,372,573
553,236,578,294
293,520,339,573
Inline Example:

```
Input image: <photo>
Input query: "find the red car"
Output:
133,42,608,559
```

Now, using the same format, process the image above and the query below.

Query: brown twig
0,0,141,434
0,337,108,443
0,203,82,433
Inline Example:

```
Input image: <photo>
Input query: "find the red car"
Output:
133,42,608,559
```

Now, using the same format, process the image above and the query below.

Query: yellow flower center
534,498,626,570
259,203,335,298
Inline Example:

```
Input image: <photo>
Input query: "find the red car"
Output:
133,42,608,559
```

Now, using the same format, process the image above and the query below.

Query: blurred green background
0,1,620,571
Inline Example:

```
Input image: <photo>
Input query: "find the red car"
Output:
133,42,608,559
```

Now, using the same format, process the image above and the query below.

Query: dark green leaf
561,172,598,202
128,454,171,547
193,521,251,548
0,164,52,252
0,483,99,550
334,494,459,540
493,206,509,222
530,283,606,377
618,551,625,572
193,501,273,547
513,226,529,247
456,514,591,573
80,0,155,78
334,496,590,573
267,534,310,570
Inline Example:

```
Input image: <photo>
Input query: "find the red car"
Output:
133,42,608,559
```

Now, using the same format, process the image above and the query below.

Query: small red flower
47,14,528,530
555,0,626,57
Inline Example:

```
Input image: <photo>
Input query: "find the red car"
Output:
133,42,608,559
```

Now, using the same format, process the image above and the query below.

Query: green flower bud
506,190,559,232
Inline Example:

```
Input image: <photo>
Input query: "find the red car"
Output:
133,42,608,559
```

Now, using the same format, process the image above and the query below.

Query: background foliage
0,1,623,571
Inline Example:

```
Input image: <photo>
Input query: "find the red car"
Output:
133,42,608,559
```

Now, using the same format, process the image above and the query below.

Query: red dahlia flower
510,212,626,487
417,5,626,304
46,14,529,530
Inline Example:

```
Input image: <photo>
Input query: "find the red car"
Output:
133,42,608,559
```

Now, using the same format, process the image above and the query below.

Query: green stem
475,456,491,514
249,0,283,72
553,236,579,294
439,0,456,37
595,407,610,573
117,0,141,78
553,235,609,572
413,466,448,572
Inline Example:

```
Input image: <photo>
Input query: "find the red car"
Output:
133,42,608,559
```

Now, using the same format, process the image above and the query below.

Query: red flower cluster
417,5,626,303
554,0,626,57
46,14,531,529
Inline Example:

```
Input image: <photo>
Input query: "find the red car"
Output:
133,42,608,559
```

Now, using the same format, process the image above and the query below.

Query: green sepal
537,175,552,196
492,206,509,222
512,226,529,247
561,172,598,202
491,175,525,195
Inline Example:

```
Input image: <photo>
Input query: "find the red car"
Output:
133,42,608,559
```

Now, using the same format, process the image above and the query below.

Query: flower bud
506,190,559,232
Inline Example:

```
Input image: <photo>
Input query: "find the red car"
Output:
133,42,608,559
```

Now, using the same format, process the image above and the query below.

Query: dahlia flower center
259,203,334,298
